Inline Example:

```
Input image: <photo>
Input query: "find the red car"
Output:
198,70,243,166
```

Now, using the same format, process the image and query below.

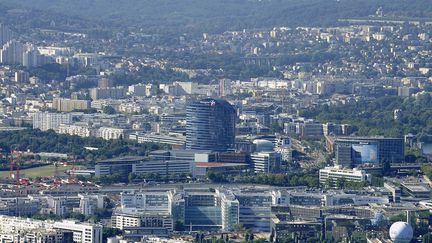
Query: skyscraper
186,98,236,151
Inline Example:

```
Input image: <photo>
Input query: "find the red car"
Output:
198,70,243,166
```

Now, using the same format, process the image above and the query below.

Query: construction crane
9,150,23,185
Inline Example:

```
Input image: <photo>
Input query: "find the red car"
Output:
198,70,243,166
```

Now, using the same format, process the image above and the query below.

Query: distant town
0,1,430,243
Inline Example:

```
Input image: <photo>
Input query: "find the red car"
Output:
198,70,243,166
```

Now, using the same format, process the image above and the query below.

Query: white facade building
251,152,282,173
97,127,125,140
58,123,96,137
0,215,102,243
32,112,73,131
319,166,369,186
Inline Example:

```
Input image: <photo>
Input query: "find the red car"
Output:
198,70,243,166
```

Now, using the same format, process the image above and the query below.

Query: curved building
186,98,236,151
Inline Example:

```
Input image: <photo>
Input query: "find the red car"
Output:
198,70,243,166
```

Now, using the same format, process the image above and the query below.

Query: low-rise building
319,166,369,187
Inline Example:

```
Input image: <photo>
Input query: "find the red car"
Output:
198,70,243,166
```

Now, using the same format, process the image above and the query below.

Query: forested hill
2,0,432,34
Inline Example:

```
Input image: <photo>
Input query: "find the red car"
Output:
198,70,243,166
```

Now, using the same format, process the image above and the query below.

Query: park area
0,164,74,178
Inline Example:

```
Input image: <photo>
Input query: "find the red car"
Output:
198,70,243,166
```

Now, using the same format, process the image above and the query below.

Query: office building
383,182,401,203
32,112,73,131
235,190,272,232
300,122,324,139
78,194,105,216
251,152,281,173
219,191,239,232
319,166,369,187
53,220,102,243
94,156,195,178
253,139,274,152
275,137,292,162
182,190,239,231
0,215,102,243
331,137,405,168
112,191,175,237
115,188,240,233
131,133,186,148
112,211,174,237
53,98,91,112
0,197,40,216
186,98,236,151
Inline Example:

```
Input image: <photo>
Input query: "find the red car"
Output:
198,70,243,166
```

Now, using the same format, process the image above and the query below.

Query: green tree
103,106,116,114
233,223,245,232
102,227,122,243
174,220,184,231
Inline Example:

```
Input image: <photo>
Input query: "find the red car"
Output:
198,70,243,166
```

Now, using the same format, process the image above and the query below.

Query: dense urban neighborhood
0,0,431,242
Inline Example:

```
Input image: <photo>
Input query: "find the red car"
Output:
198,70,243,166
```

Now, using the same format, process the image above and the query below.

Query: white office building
0,215,102,243
251,152,282,173
319,166,369,186
53,220,102,243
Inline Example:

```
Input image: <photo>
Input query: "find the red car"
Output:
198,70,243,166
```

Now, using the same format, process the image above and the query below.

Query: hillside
2,0,432,34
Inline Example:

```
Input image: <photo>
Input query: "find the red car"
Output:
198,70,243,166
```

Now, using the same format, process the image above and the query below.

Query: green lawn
0,164,74,178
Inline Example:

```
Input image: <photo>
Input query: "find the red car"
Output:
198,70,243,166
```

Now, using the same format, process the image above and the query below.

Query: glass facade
186,98,236,151
352,144,379,164
335,137,404,167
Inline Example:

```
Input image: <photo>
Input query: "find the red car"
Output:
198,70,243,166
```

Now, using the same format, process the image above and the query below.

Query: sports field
0,164,74,178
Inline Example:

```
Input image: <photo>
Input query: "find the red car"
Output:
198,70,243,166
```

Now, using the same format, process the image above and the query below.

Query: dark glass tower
186,98,236,151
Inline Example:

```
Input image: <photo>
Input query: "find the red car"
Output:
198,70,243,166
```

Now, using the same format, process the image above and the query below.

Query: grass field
0,164,74,178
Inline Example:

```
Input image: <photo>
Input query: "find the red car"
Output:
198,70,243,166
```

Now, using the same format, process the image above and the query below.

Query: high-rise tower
186,98,236,151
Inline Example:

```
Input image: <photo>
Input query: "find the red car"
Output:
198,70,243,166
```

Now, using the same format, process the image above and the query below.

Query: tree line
0,129,169,161
300,94,432,138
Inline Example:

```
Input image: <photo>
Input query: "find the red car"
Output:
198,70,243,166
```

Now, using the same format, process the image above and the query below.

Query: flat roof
195,162,248,168
97,156,146,164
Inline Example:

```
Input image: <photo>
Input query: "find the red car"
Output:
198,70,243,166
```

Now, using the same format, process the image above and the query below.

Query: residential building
0,24,12,46
32,112,73,131
14,70,29,83
0,215,102,243
89,87,127,100
53,98,91,112
58,123,96,137
97,127,126,140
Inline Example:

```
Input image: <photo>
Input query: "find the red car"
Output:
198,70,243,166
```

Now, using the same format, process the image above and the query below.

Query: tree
233,223,245,232
102,227,122,243
336,178,346,189
370,174,384,187
103,105,116,114
174,220,184,231
422,233,432,243
382,160,391,176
